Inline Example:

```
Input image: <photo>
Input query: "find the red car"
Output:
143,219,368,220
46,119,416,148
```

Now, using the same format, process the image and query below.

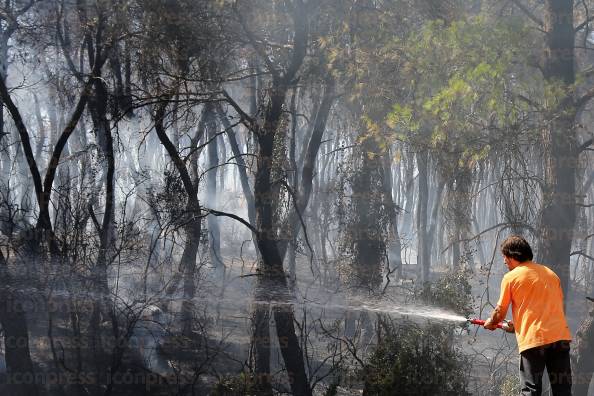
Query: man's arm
484,305,507,330
485,275,512,331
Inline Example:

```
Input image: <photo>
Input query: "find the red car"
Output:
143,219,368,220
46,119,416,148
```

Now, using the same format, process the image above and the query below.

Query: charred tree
224,1,312,393
278,76,336,261
417,149,430,283
351,134,387,292
206,108,224,269
154,101,203,337
444,167,474,270
572,299,594,396
537,0,576,294
0,71,95,257
381,150,403,281
0,250,38,396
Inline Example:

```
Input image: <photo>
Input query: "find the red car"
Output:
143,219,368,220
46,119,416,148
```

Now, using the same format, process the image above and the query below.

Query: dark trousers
519,340,572,396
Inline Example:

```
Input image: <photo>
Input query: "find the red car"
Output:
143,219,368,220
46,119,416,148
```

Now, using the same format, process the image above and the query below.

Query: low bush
362,319,470,395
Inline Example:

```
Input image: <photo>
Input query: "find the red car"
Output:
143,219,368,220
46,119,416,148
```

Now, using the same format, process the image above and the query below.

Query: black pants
519,340,572,396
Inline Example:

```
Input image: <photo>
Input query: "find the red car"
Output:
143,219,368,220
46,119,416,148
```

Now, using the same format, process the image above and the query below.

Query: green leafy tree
386,16,537,271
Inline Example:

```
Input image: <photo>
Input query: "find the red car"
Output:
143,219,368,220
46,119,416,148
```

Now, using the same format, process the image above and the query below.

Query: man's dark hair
501,235,533,262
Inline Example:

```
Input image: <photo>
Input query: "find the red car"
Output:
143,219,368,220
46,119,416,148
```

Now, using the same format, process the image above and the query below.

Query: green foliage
499,374,521,396
385,16,537,176
363,320,470,395
416,269,475,319
211,373,256,396
146,169,187,226
323,382,340,396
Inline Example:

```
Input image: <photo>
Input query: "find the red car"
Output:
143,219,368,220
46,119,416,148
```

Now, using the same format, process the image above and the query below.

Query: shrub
416,269,475,319
499,373,521,396
362,320,470,395
211,373,255,395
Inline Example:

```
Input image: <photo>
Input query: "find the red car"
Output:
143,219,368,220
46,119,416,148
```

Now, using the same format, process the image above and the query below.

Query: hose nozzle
468,318,502,328
468,318,514,332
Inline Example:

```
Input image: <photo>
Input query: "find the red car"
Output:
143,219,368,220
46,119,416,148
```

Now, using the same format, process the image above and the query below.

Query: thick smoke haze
0,1,593,395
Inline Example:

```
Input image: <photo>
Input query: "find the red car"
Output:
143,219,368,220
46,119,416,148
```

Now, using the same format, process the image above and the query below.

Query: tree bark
402,149,416,237
278,76,335,261
537,0,577,295
89,71,115,297
382,149,403,280
228,1,312,392
0,49,101,256
427,177,444,272
252,128,311,395
0,22,10,178
206,108,223,268
154,101,202,337
216,105,261,259
216,104,256,225
417,150,430,283
0,252,38,396
572,301,594,396
251,301,272,394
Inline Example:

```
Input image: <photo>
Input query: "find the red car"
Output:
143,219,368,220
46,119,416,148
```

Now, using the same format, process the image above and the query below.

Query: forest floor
193,250,594,395
2,247,591,395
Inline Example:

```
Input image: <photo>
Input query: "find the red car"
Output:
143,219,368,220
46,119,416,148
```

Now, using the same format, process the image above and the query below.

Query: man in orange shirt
484,235,572,396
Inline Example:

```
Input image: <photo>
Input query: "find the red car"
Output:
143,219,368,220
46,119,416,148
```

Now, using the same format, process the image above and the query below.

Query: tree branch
153,99,198,200
0,77,44,204
516,93,540,109
570,250,594,262
576,86,594,111
56,9,84,82
283,0,308,84
510,0,543,26
441,222,535,254
575,16,594,32
41,80,94,216
204,208,258,235
577,137,594,153
277,179,314,260
88,204,101,233
222,89,255,129
233,4,279,79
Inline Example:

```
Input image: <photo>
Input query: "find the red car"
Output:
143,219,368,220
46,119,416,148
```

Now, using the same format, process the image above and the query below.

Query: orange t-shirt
497,262,571,353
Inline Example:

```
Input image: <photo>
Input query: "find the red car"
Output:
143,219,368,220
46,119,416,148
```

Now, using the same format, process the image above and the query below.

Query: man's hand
484,305,507,331
483,318,498,331
502,321,515,333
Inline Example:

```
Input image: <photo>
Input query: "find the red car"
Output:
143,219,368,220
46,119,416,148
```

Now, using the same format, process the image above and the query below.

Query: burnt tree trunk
287,87,299,287
179,218,201,337
252,126,311,395
572,300,594,396
401,149,416,237
537,0,576,295
417,149,430,283
206,108,223,269
382,149,403,281
154,102,202,337
349,133,385,292
88,63,118,380
0,21,10,178
224,1,312,393
89,69,115,298
278,76,335,261
427,174,444,273
448,167,474,270
216,104,258,254
0,252,38,396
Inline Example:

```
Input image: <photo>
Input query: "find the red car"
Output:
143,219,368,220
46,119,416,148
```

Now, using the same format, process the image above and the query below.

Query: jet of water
250,297,468,323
